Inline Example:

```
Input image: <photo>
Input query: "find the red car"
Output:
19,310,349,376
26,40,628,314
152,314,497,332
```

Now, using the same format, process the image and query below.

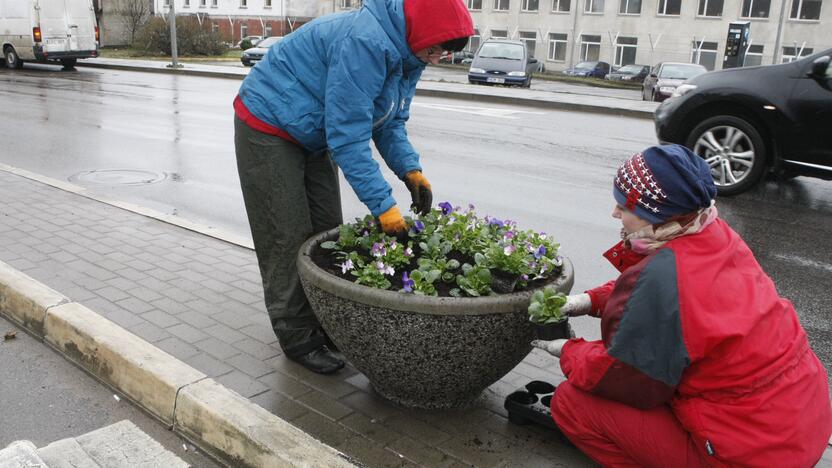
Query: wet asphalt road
1,64,831,376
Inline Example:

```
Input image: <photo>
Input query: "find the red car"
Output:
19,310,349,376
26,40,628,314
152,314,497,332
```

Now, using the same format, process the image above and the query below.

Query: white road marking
411,102,546,120
773,254,832,273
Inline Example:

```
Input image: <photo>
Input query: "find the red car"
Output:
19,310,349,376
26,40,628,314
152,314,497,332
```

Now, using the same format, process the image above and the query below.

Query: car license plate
487,77,505,84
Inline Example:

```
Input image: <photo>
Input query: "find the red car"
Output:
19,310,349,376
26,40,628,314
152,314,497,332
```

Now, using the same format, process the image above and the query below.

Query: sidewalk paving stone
0,168,593,466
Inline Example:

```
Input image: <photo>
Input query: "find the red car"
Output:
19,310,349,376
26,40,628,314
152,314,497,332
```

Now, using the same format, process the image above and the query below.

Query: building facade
149,0,317,43
465,0,830,71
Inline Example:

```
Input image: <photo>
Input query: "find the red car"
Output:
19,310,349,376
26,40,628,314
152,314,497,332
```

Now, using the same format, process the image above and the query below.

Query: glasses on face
427,47,448,58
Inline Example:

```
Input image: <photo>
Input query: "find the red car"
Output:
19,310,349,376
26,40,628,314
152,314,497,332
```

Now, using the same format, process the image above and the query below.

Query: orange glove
403,170,433,215
379,206,407,235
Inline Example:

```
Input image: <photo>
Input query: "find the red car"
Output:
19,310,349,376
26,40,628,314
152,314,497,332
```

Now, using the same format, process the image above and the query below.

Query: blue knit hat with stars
613,144,717,224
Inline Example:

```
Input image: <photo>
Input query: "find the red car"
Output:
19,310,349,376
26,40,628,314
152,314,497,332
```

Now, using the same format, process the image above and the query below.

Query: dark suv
655,49,832,195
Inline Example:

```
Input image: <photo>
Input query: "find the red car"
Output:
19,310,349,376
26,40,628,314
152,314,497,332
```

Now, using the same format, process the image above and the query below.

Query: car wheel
5,46,23,69
685,115,767,196
60,58,77,69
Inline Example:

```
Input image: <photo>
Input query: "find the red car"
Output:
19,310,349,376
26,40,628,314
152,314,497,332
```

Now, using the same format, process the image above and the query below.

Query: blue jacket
239,0,427,216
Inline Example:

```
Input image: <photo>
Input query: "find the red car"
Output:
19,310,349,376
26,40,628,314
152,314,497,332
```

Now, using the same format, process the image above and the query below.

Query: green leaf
320,241,338,249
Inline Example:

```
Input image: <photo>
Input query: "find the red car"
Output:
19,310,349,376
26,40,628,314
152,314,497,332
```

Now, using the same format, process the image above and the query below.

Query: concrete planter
297,228,574,409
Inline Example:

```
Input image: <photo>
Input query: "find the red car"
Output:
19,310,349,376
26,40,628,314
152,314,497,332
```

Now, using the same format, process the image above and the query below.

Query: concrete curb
74,61,655,119
0,260,355,468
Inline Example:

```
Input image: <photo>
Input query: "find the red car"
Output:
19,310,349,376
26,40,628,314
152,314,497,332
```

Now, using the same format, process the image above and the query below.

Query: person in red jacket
533,144,831,466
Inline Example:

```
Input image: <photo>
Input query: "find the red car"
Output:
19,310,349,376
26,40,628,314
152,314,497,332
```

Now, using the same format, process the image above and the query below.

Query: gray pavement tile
203,323,249,345
128,285,164,303
225,352,275,378
116,268,150,282
7,258,38,271
141,309,180,328
191,253,222,266
249,390,310,422
166,277,205,292
95,258,128,272
101,307,146,329
155,337,201,360
337,436,413,468
178,309,219,329
126,259,155,271
166,323,210,344
229,279,264,295
129,321,172,343
239,323,279,343
225,288,261,306
183,353,235,378
146,267,180,281
257,371,312,399
193,337,240,360
114,296,154,315
338,389,402,422
384,413,453,447
437,428,517,468
61,286,99,303
339,412,402,445
194,277,238,294
291,412,356,448
215,370,269,398
268,356,358,399
297,389,355,421
94,285,131,303
387,436,457,467
158,287,200,305
233,338,281,361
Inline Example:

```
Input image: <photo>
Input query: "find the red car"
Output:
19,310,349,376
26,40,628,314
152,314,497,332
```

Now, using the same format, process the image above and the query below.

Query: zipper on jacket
373,99,396,130
705,440,715,456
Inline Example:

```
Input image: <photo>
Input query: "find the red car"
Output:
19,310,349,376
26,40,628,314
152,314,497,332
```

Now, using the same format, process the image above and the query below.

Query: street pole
168,0,182,68
567,3,579,68
772,0,788,64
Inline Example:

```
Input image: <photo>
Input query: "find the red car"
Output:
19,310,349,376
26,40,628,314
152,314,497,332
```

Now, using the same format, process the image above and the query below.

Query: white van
0,0,98,69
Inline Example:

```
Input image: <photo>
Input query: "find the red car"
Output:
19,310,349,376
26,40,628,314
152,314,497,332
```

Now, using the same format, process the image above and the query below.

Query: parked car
440,50,474,64
241,36,283,66
467,40,538,87
605,64,649,82
642,62,707,102
654,49,832,195
236,36,263,49
0,0,99,70
562,61,610,78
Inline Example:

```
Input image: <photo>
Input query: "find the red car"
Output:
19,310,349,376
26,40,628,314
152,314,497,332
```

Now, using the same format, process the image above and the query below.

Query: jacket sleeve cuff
371,196,397,218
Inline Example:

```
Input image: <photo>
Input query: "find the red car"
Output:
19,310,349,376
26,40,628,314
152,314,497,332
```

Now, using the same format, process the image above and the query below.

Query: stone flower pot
297,228,575,410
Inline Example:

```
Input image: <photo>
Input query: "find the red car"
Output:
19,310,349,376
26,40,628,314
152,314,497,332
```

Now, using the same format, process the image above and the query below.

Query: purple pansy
438,201,453,215
489,218,505,228
402,272,415,293
371,242,386,257
412,219,425,233
534,245,547,259
340,259,354,274
503,244,516,256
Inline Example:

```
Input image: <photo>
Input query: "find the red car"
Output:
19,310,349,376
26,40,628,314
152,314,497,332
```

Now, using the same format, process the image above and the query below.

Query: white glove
561,293,592,317
531,339,568,358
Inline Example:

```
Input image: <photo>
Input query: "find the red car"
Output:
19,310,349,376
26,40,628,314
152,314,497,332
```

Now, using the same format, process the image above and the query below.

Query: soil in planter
309,242,561,297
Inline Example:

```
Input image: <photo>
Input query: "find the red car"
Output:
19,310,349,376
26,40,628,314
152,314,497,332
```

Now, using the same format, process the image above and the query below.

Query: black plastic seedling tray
504,380,558,430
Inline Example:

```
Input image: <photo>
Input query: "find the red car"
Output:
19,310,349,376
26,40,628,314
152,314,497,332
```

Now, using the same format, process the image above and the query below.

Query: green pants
234,117,343,356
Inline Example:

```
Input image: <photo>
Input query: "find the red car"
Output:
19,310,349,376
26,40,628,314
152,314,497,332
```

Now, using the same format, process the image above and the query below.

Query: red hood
404,0,474,53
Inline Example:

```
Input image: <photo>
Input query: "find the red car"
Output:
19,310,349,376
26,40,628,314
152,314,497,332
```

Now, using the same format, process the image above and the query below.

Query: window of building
743,44,763,66
468,28,482,52
790,0,822,19
212,0,218,6
585,0,604,13
241,23,248,38
265,0,272,6
212,23,219,32
468,0,483,9
615,36,638,66
494,0,510,10
200,0,206,6
265,24,272,35
741,0,770,17
619,0,641,13
164,0,170,6
522,0,539,10
691,40,718,70
341,0,362,8
240,0,247,7
580,34,601,61
552,0,570,12
548,33,568,61
657,0,681,15
184,0,190,7
782,46,814,62
519,31,537,57
490,29,508,38
697,0,723,16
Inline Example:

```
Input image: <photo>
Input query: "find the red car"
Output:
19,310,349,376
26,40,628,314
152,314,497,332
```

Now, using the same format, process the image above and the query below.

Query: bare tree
117,0,150,46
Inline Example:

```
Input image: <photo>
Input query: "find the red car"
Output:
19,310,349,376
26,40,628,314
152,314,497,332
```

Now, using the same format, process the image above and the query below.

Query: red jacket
562,218,831,466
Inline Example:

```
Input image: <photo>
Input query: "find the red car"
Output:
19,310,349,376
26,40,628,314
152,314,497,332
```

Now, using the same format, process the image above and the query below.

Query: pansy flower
340,259,354,274
402,272,415,293
438,201,453,216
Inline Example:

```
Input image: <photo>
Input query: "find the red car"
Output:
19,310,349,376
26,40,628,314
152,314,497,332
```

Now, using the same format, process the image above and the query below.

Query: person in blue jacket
234,0,473,374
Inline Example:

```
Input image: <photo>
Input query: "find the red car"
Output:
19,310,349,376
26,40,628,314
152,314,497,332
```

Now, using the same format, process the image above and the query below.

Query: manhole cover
69,169,167,186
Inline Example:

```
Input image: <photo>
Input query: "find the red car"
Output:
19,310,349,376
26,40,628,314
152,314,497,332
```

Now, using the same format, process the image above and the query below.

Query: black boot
288,346,344,374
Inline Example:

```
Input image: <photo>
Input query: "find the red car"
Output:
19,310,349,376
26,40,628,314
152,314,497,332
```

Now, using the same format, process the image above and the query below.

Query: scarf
625,202,719,255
